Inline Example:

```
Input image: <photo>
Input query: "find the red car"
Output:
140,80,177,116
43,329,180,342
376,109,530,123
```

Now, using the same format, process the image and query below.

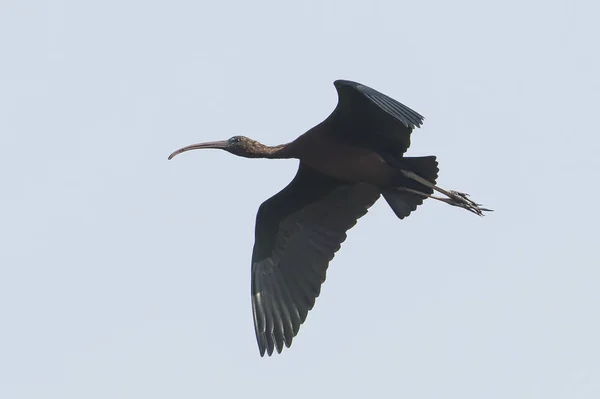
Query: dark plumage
168,80,491,356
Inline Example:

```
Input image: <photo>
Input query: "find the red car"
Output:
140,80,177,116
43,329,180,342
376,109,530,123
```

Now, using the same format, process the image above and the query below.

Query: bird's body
287,128,395,186
168,80,491,356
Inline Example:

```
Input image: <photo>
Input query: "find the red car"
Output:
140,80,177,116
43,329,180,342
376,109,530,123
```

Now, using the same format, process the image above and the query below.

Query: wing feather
323,80,424,155
251,163,380,356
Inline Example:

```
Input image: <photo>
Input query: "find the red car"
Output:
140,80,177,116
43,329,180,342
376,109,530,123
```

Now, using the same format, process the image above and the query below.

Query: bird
168,79,491,357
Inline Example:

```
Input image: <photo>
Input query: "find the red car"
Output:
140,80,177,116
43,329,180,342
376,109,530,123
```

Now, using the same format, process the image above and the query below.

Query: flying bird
168,80,491,356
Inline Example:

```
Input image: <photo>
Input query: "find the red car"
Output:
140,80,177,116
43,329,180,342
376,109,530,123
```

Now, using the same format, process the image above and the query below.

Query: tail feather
383,156,438,219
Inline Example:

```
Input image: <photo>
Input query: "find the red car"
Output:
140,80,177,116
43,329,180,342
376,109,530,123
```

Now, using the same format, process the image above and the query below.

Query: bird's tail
382,156,439,219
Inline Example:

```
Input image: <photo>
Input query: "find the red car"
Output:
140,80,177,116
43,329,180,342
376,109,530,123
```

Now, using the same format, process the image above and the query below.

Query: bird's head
168,135,261,160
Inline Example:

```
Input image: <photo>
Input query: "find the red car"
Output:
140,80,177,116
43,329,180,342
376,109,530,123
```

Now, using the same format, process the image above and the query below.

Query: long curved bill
168,140,229,160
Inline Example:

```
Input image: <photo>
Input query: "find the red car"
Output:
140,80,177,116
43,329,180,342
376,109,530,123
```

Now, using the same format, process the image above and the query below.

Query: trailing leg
399,170,492,216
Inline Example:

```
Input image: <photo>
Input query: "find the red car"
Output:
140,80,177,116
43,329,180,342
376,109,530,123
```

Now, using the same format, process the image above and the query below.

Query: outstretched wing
323,79,424,156
251,163,380,356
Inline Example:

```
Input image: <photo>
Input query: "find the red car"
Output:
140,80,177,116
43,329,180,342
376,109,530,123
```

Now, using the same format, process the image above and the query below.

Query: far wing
323,79,424,156
251,163,380,356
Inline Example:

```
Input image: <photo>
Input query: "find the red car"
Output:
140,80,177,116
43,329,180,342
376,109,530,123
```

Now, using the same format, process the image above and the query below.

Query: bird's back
286,128,398,186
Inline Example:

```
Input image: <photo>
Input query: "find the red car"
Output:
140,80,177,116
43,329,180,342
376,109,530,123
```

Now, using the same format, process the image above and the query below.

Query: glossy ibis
168,80,491,356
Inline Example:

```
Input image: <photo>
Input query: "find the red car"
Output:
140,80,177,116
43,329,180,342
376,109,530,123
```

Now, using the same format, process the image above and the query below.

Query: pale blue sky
1,0,599,398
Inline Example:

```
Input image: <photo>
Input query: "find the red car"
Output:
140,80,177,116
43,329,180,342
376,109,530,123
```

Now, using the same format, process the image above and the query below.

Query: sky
1,0,599,398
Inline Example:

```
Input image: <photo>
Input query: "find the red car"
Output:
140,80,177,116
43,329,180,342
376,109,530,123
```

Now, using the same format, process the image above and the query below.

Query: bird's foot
445,190,493,216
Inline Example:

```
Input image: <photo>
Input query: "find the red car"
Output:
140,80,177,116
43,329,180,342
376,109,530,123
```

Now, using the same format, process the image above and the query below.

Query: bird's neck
264,144,291,159
247,142,292,159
